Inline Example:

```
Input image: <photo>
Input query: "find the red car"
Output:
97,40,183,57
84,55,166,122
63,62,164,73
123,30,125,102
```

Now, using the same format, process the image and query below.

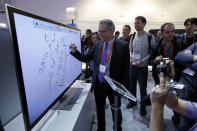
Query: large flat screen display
6,5,81,130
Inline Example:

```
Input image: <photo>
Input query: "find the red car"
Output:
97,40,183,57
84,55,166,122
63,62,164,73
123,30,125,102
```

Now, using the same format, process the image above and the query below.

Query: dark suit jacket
71,39,130,90
152,37,184,81
175,43,197,101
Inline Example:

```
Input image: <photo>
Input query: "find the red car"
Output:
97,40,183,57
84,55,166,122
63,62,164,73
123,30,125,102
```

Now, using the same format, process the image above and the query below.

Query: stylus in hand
69,44,77,53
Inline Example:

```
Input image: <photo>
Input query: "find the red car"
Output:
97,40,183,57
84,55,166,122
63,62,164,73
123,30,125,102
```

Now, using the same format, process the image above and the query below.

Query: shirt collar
105,38,115,45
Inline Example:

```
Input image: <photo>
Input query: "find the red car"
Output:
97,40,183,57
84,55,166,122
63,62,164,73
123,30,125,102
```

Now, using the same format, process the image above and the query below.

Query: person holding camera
151,23,184,127
152,22,184,85
173,43,197,131
150,72,197,131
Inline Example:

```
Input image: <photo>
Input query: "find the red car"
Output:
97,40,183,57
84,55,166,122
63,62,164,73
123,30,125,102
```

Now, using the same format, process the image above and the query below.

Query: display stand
33,80,94,131
104,76,136,101
4,80,94,131
104,76,136,131
58,87,83,111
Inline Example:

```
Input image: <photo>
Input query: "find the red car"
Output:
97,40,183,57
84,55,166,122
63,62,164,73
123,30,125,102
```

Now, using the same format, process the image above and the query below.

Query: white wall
76,0,197,34
0,0,197,34
0,13,7,25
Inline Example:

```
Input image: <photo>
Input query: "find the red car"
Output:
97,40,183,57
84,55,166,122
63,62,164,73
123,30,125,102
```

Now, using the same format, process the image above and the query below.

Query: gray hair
99,19,115,31
160,23,175,33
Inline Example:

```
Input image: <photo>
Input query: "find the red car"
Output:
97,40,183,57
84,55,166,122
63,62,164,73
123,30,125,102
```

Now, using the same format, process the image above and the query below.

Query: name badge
134,53,141,60
99,64,106,73
183,68,196,76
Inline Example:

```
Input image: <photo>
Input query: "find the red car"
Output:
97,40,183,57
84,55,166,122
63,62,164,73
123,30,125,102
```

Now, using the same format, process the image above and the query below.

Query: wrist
166,95,178,109
152,103,164,110
152,105,164,115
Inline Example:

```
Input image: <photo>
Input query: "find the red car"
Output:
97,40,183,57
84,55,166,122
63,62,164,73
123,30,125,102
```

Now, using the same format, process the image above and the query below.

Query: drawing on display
38,33,78,92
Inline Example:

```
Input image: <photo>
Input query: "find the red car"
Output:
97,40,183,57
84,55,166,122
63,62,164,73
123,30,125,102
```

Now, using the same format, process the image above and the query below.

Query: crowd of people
70,16,197,131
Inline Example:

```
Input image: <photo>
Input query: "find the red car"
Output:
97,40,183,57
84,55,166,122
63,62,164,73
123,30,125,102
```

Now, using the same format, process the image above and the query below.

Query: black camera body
142,58,184,106
157,58,171,77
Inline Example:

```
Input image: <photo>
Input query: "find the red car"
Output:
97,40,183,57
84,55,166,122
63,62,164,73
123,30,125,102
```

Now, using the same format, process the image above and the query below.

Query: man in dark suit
70,19,130,131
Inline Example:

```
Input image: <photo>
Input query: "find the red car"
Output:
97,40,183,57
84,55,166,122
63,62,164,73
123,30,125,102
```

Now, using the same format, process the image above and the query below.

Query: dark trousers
94,79,122,131
0,119,4,131
129,66,148,109
152,64,159,85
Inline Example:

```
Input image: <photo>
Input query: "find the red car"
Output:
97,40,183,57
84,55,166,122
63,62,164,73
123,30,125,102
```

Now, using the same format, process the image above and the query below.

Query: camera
142,80,184,106
142,58,184,106
157,58,172,78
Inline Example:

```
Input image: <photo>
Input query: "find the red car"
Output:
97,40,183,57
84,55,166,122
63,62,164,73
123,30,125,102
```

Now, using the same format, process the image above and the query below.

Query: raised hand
154,55,163,64
69,43,77,53
151,72,170,106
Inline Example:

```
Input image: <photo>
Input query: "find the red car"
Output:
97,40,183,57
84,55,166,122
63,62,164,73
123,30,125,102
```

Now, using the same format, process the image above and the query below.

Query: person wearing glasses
70,19,130,131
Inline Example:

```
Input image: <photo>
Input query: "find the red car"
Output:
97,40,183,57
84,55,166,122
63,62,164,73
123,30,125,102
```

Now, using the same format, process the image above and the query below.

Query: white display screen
12,12,81,126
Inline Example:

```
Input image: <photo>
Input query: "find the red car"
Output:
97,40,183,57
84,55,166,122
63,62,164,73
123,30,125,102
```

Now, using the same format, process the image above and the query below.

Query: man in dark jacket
152,22,184,85
70,19,130,131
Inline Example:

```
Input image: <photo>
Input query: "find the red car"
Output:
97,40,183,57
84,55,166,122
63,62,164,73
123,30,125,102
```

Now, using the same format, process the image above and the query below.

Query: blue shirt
186,101,197,131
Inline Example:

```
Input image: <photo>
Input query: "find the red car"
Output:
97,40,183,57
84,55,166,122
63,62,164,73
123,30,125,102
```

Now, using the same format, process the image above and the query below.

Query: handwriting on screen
37,32,78,92
10,8,81,128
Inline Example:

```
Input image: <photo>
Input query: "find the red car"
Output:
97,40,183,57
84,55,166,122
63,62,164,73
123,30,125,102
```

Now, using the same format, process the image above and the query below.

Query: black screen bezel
6,5,82,131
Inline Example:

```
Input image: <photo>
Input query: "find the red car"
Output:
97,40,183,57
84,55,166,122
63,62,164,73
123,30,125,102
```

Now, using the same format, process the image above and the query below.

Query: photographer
150,72,197,131
152,23,184,85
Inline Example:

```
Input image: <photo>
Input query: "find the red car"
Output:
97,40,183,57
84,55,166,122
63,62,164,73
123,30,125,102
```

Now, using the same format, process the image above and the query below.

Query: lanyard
100,41,115,64
185,33,196,46
164,43,174,58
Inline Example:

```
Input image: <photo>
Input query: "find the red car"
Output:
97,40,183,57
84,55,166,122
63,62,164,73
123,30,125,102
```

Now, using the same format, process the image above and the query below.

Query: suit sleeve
175,43,197,72
175,43,197,65
175,51,194,65
190,62,197,72
70,44,95,62
186,43,197,52
186,101,197,120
